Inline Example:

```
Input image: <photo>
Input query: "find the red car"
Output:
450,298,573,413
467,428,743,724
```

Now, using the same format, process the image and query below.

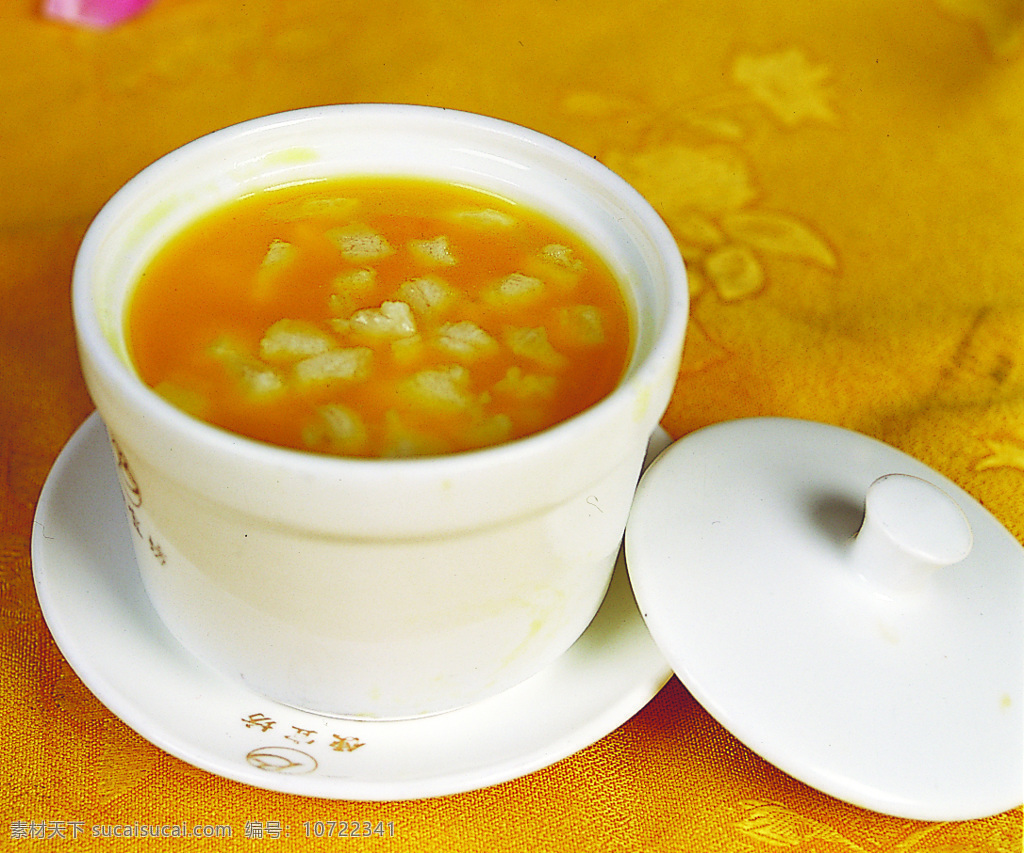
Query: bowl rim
73,103,688,479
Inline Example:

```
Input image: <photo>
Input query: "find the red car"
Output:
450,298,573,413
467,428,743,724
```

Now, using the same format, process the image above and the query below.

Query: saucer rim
31,412,672,800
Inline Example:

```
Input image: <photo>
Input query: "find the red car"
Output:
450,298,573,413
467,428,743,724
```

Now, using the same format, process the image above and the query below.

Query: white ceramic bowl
73,104,688,719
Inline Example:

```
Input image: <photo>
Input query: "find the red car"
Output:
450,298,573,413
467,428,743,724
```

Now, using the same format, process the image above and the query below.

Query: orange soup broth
128,177,633,457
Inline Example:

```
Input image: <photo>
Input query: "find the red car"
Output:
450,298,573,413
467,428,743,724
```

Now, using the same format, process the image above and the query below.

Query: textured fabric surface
1,0,1022,849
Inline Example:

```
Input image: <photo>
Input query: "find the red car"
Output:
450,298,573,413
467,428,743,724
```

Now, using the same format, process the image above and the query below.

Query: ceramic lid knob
848,473,973,593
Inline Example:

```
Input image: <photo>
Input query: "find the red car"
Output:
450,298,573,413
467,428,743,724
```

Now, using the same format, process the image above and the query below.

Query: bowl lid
626,417,1023,821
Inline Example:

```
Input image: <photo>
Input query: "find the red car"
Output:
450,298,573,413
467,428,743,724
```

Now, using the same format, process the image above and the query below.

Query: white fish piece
339,301,418,340
254,238,298,300
327,224,394,262
381,410,451,458
538,243,584,272
493,366,557,400
208,337,287,399
463,413,513,448
557,305,606,346
399,364,475,412
293,347,373,386
448,207,518,229
302,403,369,455
485,272,544,306
434,321,498,361
397,275,456,316
409,234,457,267
504,326,567,370
259,319,336,362
328,267,379,316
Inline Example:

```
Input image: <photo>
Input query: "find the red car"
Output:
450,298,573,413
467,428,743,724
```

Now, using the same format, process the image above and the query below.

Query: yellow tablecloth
2,0,1022,849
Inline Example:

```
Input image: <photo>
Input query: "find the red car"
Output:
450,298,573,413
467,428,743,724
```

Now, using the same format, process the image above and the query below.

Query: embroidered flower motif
733,49,836,126
976,437,1024,471
720,210,837,269
566,47,840,357
732,799,1018,851
733,800,860,849
703,245,764,301
605,145,836,304
936,0,1024,57
604,145,756,216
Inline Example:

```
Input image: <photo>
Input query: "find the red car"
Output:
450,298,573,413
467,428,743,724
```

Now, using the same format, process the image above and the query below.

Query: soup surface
128,177,632,458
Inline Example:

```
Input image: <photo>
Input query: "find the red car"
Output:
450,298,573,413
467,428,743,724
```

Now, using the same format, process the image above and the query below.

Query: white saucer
32,413,672,800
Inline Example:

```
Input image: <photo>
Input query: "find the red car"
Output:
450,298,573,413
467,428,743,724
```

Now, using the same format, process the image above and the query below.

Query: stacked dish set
31,105,1021,822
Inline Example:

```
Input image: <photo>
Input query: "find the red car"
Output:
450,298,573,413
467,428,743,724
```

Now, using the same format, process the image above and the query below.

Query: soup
127,177,633,458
